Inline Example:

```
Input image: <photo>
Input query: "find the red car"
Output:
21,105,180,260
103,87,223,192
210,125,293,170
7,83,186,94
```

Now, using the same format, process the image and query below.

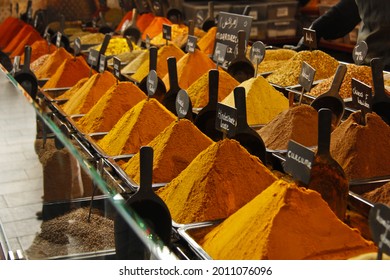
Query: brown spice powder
362,182,390,206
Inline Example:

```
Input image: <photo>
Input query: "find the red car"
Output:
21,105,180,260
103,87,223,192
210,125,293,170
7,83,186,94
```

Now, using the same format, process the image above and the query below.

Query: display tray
38,78,49,87
39,87,71,102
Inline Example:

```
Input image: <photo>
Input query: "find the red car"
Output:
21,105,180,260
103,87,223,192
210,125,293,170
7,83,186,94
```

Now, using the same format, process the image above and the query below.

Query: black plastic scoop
194,69,223,141
202,1,216,32
0,50,12,72
138,46,167,103
166,0,183,24
310,63,347,129
227,30,254,83
123,8,141,44
371,58,390,125
162,56,193,120
307,108,349,220
14,45,38,99
231,86,266,163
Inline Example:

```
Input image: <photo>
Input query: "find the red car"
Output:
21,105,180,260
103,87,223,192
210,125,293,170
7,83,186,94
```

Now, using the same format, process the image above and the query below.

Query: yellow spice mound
35,47,73,79
121,50,149,75
187,69,239,108
62,71,116,115
222,75,289,125
42,56,91,89
123,119,213,184
201,179,376,260
56,77,89,100
156,139,277,224
97,99,176,156
163,49,216,90
131,44,185,82
197,26,217,55
76,82,146,134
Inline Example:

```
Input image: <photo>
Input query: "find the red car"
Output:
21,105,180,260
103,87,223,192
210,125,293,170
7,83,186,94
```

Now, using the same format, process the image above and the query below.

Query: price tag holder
186,35,197,54
250,41,266,77
303,28,317,50
162,24,172,45
351,78,372,117
213,42,227,69
284,140,315,185
147,70,158,98
74,37,81,57
99,54,107,73
369,203,390,259
353,41,368,65
113,56,122,81
215,103,237,138
176,89,190,119
56,32,62,48
213,12,252,68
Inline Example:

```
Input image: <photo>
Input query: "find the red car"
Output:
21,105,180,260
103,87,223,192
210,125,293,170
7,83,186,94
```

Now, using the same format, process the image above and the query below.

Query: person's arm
312,0,361,40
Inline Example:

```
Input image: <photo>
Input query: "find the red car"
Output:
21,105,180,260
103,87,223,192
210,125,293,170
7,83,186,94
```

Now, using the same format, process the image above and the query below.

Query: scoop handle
317,108,332,156
139,146,153,195
237,30,246,59
207,1,214,19
167,56,179,91
371,58,386,101
328,63,347,96
208,69,219,107
149,46,158,71
23,45,31,71
188,20,195,36
234,86,249,130
130,8,137,27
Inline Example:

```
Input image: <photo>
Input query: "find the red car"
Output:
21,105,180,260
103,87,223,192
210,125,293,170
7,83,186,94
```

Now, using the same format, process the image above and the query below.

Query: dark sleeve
311,0,361,40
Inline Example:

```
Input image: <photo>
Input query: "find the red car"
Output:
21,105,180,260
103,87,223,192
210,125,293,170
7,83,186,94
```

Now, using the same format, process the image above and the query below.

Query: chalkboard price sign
74,37,81,57
213,12,252,68
113,56,122,80
284,140,315,185
186,35,197,54
99,54,107,73
353,41,368,65
351,78,372,115
369,203,390,258
213,42,228,67
215,102,237,137
303,28,317,50
162,24,172,41
298,61,316,93
88,49,99,67
56,32,62,48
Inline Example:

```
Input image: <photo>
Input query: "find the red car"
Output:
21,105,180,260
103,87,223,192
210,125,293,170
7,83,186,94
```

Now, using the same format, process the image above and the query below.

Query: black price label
284,140,315,185
250,41,266,65
215,103,237,137
213,42,228,66
99,54,107,73
162,24,172,41
298,61,316,93
214,12,252,68
369,203,390,257
353,41,368,65
74,37,81,56
113,57,122,80
351,78,372,115
56,32,62,48
303,28,317,50
88,49,99,67
186,35,197,54
176,89,190,119
147,70,158,97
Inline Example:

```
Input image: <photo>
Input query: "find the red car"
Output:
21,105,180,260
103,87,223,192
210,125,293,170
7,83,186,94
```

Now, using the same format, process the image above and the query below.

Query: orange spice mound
76,82,146,133
21,39,56,63
61,71,116,115
137,13,155,33
56,77,89,100
9,28,42,58
156,139,277,224
97,99,176,156
3,24,38,54
162,49,216,91
197,26,217,55
34,48,73,79
42,56,92,89
0,17,25,49
123,119,213,184
200,179,376,260
141,16,172,40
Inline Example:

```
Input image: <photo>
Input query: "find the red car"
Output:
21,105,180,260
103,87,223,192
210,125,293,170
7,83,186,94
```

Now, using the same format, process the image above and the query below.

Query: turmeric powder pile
97,99,176,156
187,69,239,108
162,49,216,90
56,77,89,100
34,48,73,79
92,37,140,56
123,119,213,184
121,50,149,75
131,44,185,82
200,179,376,260
222,76,289,125
77,82,146,133
42,56,92,89
258,104,318,150
266,50,338,86
156,139,277,224
197,26,217,56
62,71,116,115
250,48,297,74
150,24,188,47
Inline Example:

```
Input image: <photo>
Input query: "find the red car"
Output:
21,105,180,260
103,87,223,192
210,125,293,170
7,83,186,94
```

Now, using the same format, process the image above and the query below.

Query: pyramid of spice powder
187,69,239,108
76,82,146,134
258,104,318,150
200,179,376,260
222,75,289,125
162,48,217,91
123,119,213,184
330,111,390,180
98,99,176,156
197,26,217,56
42,56,92,89
34,47,73,79
55,77,89,100
131,44,185,82
62,71,116,115
156,139,277,224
